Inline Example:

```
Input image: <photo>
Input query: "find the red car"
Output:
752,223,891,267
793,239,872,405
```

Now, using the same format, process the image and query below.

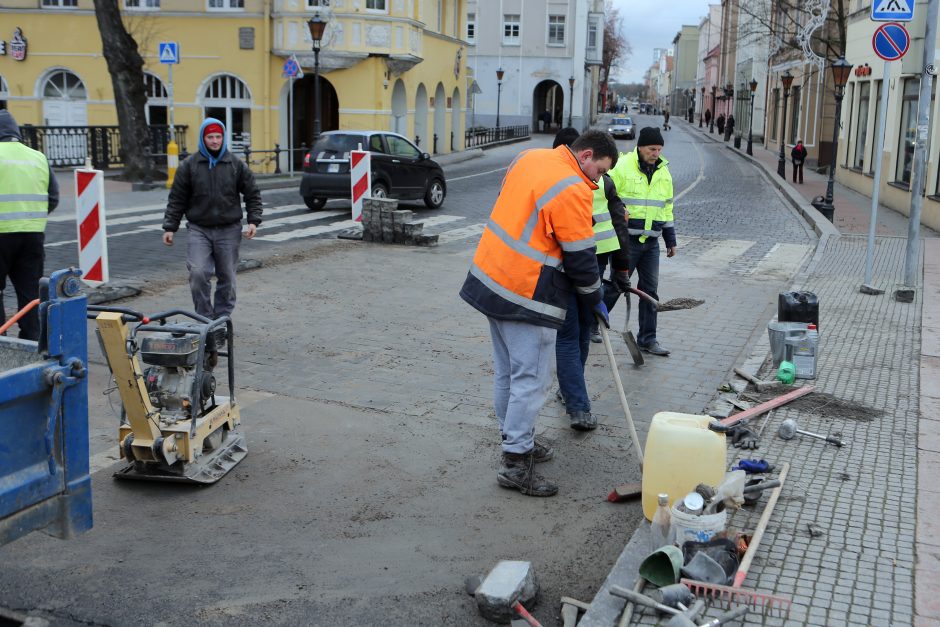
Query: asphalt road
0,115,815,626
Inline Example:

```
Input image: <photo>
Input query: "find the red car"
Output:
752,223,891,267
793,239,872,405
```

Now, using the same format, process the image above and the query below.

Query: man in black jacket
163,118,262,319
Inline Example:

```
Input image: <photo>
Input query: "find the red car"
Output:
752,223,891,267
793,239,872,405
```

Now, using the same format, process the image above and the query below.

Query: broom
681,462,793,614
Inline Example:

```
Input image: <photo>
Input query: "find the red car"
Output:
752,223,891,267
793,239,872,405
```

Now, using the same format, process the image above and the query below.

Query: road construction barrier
350,149,371,222
74,167,109,285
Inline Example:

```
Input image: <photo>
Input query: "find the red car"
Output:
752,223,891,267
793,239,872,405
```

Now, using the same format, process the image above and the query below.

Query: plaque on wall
239,27,255,50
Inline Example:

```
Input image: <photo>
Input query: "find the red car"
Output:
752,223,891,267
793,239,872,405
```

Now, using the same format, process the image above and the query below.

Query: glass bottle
650,493,672,551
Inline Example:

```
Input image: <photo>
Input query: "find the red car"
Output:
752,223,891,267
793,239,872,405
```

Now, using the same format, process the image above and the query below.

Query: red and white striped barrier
350,149,371,222
74,168,109,285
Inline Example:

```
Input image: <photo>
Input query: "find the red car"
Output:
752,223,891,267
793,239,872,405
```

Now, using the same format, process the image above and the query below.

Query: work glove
594,301,610,328
731,459,774,474
729,425,760,450
613,271,632,293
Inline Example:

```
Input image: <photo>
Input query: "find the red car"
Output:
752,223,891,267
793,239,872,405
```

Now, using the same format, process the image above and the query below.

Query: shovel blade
622,330,645,365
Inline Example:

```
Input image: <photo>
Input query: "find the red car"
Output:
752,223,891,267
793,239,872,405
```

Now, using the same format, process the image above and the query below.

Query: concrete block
475,560,539,624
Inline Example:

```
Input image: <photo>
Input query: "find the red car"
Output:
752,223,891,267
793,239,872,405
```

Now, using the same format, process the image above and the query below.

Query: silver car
608,117,635,140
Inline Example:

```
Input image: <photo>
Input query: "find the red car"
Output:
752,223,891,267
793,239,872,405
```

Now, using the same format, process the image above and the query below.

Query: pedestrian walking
663,110,671,131
459,130,618,497
550,129,631,432
716,114,725,135
162,117,263,320
0,110,59,341
608,126,676,357
725,114,735,141
791,139,808,184
704,109,712,126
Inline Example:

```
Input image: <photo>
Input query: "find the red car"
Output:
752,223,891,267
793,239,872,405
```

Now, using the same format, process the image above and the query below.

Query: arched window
42,70,87,126
202,74,252,151
144,72,169,125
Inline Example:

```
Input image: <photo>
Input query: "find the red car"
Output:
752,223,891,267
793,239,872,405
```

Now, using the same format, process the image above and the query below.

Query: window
42,0,77,6
870,80,883,175
366,0,387,10
548,15,566,45
386,135,420,158
842,83,854,167
125,0,160,8
503,14,520,44
306,0,330,5
853,82,870,170
770,87,779,141
208,0,244,9
588,20,598,49
467,13,475,42
788,86,800,144
896,78,919,185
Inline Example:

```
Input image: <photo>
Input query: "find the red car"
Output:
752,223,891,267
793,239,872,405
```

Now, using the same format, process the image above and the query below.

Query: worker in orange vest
460,130,619,497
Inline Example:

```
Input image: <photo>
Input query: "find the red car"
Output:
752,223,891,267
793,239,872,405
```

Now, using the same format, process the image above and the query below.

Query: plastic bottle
650,493,673,551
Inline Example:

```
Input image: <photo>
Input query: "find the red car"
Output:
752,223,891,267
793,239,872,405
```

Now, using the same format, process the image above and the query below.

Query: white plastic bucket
671,504,727,545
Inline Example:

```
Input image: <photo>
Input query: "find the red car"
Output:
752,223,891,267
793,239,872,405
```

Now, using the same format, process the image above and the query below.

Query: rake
681,462,792,615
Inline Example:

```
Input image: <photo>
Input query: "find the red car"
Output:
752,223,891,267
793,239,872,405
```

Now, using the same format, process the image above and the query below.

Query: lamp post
812,57,853,223
723,83,734,141
307,15,327,140
776,70,794,178
710,85,716,133
568,76,575,127
699,86,705,127
733,82,745,149
495,67,504,129
746,78,758,156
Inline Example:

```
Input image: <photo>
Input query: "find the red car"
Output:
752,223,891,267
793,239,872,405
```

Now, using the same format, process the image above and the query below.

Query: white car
608,117,635,140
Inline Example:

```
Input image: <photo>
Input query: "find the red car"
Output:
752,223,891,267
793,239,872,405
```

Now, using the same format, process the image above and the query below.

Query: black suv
300,131,447,210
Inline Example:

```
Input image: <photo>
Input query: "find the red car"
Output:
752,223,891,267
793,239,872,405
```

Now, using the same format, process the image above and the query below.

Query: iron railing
18,125,188,170
464,125,531,149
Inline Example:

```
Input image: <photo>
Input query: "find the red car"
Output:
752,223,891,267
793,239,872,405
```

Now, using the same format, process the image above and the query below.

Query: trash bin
811,196,834,222
767,321,809,368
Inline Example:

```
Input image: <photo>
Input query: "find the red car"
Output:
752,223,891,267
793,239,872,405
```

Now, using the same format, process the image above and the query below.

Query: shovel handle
512,601,543,627
596,316,644,466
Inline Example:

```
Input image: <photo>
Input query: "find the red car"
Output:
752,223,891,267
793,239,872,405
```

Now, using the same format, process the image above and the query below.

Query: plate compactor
89,306,246,484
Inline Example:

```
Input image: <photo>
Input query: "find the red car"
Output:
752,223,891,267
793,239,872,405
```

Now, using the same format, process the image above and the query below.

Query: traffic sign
282,55,303,79
872,0,914,21
873,22,910,61
158,41,179,64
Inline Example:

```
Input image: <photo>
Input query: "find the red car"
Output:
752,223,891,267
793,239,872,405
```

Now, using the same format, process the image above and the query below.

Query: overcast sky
609,0,709,84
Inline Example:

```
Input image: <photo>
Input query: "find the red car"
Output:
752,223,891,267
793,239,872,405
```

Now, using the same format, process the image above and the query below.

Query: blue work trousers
555,292,594,413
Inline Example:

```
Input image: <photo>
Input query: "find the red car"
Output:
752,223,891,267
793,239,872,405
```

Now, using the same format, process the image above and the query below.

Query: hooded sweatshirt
0,110,59,213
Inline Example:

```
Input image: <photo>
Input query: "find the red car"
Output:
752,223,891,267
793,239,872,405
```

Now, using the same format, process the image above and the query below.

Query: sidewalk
583,120,937,625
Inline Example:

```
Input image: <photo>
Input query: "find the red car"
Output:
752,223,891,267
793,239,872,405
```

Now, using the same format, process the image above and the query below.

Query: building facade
0,0,468,172
670,25,700,120
463,0,603,132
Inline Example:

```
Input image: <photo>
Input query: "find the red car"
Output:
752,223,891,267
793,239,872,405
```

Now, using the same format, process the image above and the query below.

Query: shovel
621,291,644,366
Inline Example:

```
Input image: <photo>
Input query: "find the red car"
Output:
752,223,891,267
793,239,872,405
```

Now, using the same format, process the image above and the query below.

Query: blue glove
732,459,774,474
594,301,609,328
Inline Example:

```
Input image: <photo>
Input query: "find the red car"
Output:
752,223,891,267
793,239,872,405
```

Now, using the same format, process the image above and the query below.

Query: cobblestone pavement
583,119,931,627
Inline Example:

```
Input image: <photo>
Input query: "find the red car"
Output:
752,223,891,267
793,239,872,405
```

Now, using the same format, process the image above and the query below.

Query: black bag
778,291,819,329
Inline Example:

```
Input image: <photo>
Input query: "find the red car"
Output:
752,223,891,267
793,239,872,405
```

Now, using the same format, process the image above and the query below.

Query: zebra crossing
43,200,812,279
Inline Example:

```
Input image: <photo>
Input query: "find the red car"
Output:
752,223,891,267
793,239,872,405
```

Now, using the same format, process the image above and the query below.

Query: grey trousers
488,317,556,454
186,222,242,319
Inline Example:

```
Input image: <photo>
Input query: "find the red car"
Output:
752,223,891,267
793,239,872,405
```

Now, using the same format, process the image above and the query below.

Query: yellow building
0,0,468,171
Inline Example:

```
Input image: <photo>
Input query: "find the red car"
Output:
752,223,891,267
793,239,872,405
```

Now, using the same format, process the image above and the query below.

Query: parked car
300,131,447,210
607,117,636,140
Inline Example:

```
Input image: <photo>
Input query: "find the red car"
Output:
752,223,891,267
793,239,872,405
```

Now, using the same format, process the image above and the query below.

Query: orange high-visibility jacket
460,146,602,329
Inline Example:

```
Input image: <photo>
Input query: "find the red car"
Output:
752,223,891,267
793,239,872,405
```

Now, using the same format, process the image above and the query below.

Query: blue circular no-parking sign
873,22,910,61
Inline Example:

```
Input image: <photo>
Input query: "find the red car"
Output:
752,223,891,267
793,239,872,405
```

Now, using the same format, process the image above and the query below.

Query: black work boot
532,438,554,462
497,452,559,497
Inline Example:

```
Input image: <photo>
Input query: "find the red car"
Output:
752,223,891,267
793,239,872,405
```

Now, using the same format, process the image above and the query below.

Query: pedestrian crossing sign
872,0,914,21
159,42,179,64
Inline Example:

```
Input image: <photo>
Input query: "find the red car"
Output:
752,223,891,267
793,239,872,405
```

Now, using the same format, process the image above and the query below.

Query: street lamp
777,70,794,178
724,83,734,141
812,57,853,222
495,67,504,129
734,82,745,149
699,86,705,127
568,76,575,127
710,85,716,133
307,15,328,139
746,78,758,156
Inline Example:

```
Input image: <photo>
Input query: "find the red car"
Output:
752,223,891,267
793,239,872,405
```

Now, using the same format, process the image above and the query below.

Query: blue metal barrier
0,268,92,546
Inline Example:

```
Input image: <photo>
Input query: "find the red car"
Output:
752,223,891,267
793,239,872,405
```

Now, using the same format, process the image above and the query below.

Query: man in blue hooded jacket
163,118,262,319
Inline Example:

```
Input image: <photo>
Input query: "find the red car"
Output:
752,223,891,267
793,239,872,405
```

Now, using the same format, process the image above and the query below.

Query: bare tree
602,1,632,96
737,0,848,64
93,0,153,181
